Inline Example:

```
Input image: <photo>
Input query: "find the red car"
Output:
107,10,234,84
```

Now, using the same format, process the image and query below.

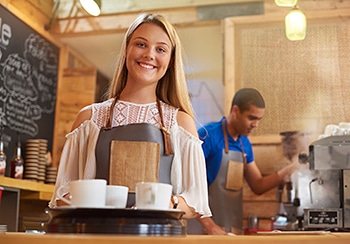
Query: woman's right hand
56,193,71,207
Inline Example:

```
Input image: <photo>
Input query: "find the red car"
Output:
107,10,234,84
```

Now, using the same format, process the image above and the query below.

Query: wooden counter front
2,232,350,244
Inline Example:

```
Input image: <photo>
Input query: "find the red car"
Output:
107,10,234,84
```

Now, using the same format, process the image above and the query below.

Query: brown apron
95,98,174,207
187,118,245,234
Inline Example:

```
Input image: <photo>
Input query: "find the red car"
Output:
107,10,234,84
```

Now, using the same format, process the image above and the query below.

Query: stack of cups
44,152,57,184
38,139,48,183
24,139,48,182
24,140,41,181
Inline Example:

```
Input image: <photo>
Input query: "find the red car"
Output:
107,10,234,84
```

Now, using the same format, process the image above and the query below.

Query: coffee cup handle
144,185,156,204
57,184,72,206
150,185,156,204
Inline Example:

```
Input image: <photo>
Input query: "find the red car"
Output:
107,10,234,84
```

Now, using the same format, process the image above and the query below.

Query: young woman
49,13,226,235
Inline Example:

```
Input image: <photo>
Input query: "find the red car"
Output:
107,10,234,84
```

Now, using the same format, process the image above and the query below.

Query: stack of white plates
0,224,7,233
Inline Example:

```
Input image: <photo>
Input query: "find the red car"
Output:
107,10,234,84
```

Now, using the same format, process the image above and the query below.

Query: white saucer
134,208,183,212
55,205,125,210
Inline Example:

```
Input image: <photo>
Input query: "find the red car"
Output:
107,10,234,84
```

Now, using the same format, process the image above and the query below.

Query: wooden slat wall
52,64,96,167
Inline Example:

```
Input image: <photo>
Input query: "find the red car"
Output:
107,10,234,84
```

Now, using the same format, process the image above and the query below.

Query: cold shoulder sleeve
48,120,100,208
170,125,212,218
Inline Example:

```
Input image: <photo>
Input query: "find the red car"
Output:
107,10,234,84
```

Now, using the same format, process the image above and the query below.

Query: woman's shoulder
71,105,94,131
91,98,113,110
71,99,113,130
176,110,198,137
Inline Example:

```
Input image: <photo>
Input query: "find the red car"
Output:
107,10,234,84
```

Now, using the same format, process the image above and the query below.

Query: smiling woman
49,13,226,235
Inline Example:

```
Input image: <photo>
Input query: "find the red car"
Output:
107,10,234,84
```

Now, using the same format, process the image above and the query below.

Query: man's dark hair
231,88,265,112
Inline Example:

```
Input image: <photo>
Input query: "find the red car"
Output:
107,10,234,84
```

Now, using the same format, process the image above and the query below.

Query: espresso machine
298,135,350,231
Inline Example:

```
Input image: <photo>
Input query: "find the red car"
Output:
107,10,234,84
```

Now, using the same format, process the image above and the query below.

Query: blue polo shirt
198,117,254,186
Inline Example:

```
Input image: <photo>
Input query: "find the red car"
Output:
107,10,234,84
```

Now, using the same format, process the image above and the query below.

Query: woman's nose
143,48,155,60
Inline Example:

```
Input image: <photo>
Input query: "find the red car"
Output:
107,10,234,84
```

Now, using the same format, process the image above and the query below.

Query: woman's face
125,23,172,87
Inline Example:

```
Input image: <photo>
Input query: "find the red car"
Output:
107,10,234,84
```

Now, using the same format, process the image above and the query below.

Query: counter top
1,232,350,244
0,176,54,201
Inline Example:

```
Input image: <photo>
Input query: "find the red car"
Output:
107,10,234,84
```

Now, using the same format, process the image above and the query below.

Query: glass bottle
10,140,24,179
0,135,6,176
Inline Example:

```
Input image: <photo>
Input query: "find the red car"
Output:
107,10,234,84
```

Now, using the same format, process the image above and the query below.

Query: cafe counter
2,232,350,244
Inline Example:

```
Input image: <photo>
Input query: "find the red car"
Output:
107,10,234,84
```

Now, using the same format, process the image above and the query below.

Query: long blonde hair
108,13,194,118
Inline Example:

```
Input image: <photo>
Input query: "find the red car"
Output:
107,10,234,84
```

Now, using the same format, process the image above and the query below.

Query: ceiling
51,0,264,80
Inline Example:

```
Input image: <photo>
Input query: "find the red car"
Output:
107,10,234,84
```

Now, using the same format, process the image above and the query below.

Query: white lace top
91,99,176,129
49,99,212,218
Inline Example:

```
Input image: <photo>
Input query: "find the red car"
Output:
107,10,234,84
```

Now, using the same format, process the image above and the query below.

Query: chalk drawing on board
0,33,58,137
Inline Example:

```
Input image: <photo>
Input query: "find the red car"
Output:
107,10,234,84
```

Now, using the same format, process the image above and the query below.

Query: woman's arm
175,111,226,234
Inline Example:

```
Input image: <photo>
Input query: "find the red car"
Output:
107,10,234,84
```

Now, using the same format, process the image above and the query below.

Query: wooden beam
50,0,264,36
58,0,262,17
49,7,208,37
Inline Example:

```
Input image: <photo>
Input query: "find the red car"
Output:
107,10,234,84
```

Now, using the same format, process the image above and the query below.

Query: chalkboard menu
0,5,59,175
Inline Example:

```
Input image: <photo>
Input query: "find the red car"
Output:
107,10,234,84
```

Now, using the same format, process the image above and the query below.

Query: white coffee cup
338,122,350,135
105,185,129,208
58,179,107,208
324,124,338,136
135,182,173,210
338,122,350,129
333,127,345,136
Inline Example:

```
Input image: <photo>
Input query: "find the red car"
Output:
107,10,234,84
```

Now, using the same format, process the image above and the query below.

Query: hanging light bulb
80,0,102,16
274,0,298,7
285,6,307,41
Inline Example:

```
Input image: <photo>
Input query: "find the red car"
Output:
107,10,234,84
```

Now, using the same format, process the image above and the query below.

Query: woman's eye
137,42,146,48
157,47,166,53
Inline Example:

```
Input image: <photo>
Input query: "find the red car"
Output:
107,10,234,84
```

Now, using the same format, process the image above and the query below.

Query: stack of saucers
37,139,48,183
45,166,57,184
24,139,41,181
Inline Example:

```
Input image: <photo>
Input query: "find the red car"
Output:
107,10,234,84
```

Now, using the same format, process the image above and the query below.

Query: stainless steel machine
298,135,350,231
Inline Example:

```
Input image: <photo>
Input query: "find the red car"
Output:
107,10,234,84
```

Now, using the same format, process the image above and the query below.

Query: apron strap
157,99,174,155
222,118,229,154
105,96,174,155
106,96,118,129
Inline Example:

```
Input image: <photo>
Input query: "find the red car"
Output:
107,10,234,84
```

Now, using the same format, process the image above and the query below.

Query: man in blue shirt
190,88,300,235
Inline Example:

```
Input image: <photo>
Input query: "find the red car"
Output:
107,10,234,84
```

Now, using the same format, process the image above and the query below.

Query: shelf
0,176,54,201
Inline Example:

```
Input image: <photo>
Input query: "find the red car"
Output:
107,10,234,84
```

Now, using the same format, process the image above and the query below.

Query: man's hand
277,154,302,181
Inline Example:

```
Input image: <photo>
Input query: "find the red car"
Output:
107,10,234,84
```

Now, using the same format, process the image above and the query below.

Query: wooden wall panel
52,65,96,167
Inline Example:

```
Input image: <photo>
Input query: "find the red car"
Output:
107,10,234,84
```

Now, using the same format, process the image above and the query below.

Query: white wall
178,25,225,128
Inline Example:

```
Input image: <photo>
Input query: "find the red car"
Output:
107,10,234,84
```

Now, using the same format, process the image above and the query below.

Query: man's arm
244,161,284,195
244,156,300,195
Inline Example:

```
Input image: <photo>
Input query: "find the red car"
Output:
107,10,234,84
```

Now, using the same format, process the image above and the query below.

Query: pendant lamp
274,0,298,7
285,6,307,41
80,0,102,16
